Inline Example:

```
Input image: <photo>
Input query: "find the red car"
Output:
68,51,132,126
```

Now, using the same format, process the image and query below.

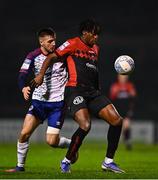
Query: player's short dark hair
37,27,56,38
79,19,101,35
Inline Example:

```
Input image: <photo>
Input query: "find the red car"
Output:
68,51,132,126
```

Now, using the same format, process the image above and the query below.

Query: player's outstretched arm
30,52,58,87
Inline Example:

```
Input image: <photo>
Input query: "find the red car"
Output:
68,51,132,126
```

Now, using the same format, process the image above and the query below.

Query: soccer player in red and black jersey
109,74,137,150
31,19,124,173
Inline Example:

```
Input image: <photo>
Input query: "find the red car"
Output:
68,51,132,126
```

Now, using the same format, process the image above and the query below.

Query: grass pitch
0,140,158,179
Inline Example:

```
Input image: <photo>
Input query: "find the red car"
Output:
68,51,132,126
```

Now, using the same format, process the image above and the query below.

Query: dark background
1,0,158,119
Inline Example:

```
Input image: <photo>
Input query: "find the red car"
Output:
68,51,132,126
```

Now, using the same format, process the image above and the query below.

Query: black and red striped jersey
55,37,99,90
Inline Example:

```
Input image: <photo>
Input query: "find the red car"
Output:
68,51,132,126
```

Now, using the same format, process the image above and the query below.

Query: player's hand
30,74,44,88
22,86,31,101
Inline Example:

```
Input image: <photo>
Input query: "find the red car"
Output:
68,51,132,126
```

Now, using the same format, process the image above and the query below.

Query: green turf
0,140,158,179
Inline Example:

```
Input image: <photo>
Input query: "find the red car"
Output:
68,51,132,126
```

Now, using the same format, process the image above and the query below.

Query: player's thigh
47,101,65,132
46,133,59,145
21,114,41,135
28,100,47,123
88,95,122,125
64,87,87,118
64,87,91,130
47,109,62,145
99,104,122,126
88,95,111,117
74,108,91,130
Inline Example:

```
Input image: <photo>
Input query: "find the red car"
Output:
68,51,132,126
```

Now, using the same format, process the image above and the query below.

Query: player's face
83,31,99,47
40,35,56,53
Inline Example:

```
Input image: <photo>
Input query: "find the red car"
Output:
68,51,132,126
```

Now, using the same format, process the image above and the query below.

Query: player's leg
99,104,124,173
46,133,71,148
65,108,91,157
5,114,40,172
17,114,41,166
46,101,71,148
60,88,91,172
61,108,91,173
89,95,124,173
123,117,132,150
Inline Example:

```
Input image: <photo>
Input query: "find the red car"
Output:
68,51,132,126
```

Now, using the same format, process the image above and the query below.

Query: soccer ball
114,55,135,75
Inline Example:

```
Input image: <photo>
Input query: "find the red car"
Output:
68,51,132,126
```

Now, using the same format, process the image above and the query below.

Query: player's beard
46,46,55,53
89,39,97,47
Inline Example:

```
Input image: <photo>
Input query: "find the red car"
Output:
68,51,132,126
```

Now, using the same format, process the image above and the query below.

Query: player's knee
80,121,91,131
46,137,59,148
75,109,91,131
111,116,123,126
19,132,31,142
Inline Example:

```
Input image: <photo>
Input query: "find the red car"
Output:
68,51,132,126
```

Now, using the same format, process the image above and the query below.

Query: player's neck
80,36,92,47
40,47,49,56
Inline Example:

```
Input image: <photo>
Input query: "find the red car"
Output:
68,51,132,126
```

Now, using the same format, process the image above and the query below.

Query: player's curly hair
37,27,56,38
79,19,101,35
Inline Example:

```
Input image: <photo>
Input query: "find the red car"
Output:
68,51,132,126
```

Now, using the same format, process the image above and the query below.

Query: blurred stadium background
1,1,158,178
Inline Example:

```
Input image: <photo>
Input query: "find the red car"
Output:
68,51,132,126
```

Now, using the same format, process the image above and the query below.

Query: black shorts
64,86,111,117
113,99,133,118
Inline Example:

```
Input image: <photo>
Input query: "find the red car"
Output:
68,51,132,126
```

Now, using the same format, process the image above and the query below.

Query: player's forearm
18,72,28,91
39,53,58,76
30,52,59,87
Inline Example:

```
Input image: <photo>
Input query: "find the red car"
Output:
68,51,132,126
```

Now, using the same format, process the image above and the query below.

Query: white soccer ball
114,55,135,75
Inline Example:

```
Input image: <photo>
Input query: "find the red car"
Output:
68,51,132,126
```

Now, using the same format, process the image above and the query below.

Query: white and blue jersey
18,48,67,130
19,48,67,102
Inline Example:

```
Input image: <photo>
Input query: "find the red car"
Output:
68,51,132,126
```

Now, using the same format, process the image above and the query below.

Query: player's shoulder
26,48,42,60
68,36,80,42
57,37,79,52
66,36,80,45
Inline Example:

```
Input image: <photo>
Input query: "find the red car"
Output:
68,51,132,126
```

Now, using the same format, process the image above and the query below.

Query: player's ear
82,31,88,35
39,37,43,46
40,40,43,46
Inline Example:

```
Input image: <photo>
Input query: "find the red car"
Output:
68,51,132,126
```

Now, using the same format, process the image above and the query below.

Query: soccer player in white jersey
6,28,71,172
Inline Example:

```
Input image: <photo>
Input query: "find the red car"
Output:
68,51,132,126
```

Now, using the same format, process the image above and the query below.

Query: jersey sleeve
18,52,34,91
55,39,76,57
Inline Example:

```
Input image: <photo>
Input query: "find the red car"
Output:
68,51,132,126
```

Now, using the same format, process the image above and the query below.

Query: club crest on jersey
73,96,84,105
86,63,96,70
